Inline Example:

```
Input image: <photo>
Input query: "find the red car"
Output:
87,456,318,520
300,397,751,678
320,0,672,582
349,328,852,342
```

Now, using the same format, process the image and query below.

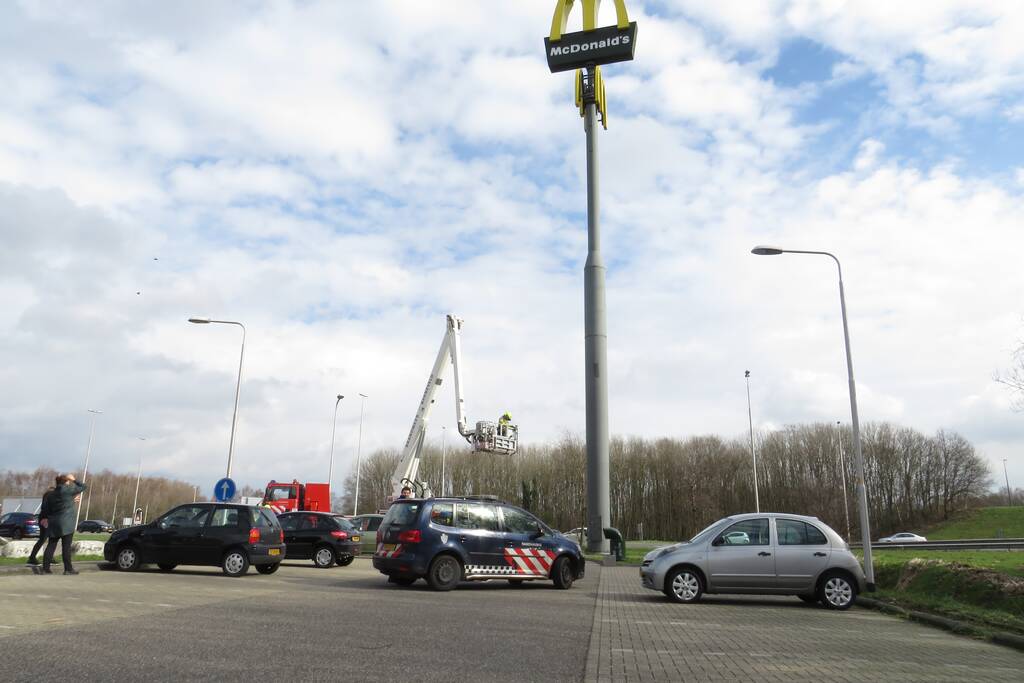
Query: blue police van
372,496,586,591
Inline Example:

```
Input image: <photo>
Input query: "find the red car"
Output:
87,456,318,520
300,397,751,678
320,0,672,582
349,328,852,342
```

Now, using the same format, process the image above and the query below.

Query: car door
198,506,242,565
279,514,302,558
0,513,13,536
454,503,503,572
498,506,553,578
143,505,210,564
773,519,832,592
293,514,321,558
707,518,775,590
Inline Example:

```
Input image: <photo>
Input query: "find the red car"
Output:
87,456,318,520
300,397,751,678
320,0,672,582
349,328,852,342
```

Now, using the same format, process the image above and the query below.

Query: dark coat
47,482,86,538
37,488,55,524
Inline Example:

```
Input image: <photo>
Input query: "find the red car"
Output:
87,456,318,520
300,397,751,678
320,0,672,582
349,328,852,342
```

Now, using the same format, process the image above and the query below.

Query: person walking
26,479,58,566
40,473,86,575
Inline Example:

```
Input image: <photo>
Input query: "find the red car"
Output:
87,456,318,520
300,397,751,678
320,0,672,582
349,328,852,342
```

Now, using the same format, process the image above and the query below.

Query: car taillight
397,529,421,543
279,529,284,543
330,530,348,540
249,528,260,545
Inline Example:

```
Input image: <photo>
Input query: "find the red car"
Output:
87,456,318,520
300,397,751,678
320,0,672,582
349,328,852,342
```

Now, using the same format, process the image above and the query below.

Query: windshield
689,518,729,544
266,485,296,502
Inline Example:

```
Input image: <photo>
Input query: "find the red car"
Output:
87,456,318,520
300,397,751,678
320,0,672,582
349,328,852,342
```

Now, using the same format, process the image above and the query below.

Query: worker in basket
498,411,512,436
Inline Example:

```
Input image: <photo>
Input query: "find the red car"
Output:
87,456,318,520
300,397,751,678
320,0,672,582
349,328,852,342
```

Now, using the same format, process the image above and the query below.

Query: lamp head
744,370,750,378
188,317,211,324
751,245,784,256
337,394,344,401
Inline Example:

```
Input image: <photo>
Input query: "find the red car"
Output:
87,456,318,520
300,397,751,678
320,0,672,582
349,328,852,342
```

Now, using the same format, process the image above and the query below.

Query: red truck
262,480,331,514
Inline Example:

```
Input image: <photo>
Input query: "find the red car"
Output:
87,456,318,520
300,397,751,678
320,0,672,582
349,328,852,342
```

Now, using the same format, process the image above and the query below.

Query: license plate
353,536,361,543
268,548,281,556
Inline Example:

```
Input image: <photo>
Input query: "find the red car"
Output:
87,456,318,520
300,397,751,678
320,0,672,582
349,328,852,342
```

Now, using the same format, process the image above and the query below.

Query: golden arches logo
549,0,630,42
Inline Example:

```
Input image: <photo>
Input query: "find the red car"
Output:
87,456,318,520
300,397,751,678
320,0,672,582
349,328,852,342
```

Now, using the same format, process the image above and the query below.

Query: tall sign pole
545,0,637,554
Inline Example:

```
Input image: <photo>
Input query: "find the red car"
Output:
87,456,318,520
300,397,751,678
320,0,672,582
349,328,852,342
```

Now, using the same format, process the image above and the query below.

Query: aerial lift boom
390,314,518,499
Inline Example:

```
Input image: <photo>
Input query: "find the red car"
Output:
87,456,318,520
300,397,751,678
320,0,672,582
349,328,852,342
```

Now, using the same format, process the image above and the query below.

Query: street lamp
353,393,368,515
836,421,852,542
328,394,344,495
131,437,146,523
188,317,246,479
74,409,102,529
744,371,760,512
751,245,876,588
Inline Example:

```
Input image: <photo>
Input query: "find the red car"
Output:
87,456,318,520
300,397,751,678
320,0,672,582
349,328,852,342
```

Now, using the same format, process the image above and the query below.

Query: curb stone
857,596,1024,652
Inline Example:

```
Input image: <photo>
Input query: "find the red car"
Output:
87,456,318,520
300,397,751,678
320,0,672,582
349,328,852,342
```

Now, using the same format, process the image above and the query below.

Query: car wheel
798,594,818,604
336,555,354,567
665,567,704,603
819,572,857,610
116,546,141,572
222,550,249,577
157,564,177,572
256,563,280,575
552,556,574,590
388,576,417,586
313,546,336,568
13,529,23,540
426,554,462,591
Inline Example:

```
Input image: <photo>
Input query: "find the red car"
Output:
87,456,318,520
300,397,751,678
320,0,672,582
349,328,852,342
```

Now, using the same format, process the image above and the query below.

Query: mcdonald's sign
544,0,638,73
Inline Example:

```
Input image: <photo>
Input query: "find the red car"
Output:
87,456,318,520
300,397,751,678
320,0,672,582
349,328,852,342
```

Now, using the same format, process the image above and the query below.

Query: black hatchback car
0,512,41,539
277,512,361,568
78,519,114,533
103,503,285,577
373,497,585,591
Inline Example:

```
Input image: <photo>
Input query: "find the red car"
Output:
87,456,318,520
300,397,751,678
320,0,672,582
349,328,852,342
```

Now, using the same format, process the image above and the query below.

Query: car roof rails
456,494,505,503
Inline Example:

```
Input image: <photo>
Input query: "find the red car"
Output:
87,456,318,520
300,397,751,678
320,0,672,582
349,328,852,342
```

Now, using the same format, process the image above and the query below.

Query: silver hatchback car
639,513,866,610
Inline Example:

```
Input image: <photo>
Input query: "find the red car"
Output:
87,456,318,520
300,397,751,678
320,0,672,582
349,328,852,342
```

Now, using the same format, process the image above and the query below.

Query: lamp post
193,486,199,503
441,425,448,498
111,489,119,528
751,245,875,588
328,394,344,496
836,421,852,542
353,393,367,515
1004,459,1013,506
744,371,760,512
74,408,102,529
132,437,145,523
188,317,246,479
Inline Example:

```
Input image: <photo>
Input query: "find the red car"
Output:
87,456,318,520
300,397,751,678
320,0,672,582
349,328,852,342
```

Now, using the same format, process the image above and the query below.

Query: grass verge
863,550,1024,636
0,554,104,566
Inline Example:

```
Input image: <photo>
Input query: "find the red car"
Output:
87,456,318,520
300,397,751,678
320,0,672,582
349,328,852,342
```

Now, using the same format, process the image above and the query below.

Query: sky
2,1,1023,497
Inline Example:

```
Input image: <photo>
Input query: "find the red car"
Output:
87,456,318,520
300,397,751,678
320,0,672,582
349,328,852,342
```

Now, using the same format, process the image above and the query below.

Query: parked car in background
640,513,866,610
347,513,384,553
373,497,585,591
878,532,927,544
0,512,40,539
277,512,361,568
77,519,114,533
104,503,284,577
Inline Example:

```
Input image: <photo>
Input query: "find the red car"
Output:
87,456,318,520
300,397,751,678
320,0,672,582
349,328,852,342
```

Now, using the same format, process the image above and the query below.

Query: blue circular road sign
213,477,237,502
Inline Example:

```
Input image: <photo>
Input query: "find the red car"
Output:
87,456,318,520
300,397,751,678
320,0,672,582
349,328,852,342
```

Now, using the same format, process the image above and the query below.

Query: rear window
382,502,421,527
332,516,356,531
251,508,280,530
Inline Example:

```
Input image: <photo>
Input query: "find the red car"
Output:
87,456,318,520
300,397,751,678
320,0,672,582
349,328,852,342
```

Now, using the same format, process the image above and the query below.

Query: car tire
313,545,336,569
426,554,462,591
552,556,574,590
256,563,280,575
665,567,704,604
388,576,417,586
819,572,857,610
157,564,177,572
222,550,249,577
116,545,141,572
13,529,23,540
798,594,818,604
336,555,354,567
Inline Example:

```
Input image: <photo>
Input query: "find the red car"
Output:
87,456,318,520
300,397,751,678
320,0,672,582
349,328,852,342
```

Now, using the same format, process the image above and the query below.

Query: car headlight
655,544,682,559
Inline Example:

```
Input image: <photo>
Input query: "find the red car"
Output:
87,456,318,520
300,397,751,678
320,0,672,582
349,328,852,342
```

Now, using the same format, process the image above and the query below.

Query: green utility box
603,527,626,561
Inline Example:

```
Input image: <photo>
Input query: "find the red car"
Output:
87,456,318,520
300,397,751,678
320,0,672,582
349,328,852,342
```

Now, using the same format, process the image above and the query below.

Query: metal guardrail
850,538,1024,551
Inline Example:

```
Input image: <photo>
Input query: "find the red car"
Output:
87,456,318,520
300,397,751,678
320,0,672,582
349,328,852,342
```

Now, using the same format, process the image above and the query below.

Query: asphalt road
0,559,596,682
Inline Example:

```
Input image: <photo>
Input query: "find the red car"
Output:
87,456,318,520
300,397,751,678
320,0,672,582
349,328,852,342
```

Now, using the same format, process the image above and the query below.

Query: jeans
42,534,74,572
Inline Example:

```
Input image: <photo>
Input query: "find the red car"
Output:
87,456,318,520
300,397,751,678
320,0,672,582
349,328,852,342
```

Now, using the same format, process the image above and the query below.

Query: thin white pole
328,395,344,496
74,409,102,529
441,425,447,497
745,371,759,513
836,421,851,542
353,393,367,515
132,437,145,523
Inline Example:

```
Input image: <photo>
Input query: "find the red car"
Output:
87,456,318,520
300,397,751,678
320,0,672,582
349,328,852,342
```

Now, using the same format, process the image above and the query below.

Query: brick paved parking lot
1,560,1021,682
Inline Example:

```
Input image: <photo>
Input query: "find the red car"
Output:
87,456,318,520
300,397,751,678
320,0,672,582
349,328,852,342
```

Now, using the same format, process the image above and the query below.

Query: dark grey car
639,513,866,610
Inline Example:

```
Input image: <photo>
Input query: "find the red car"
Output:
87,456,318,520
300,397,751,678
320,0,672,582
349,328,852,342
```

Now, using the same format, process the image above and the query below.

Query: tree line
337,421,993,541
0,467,200,526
